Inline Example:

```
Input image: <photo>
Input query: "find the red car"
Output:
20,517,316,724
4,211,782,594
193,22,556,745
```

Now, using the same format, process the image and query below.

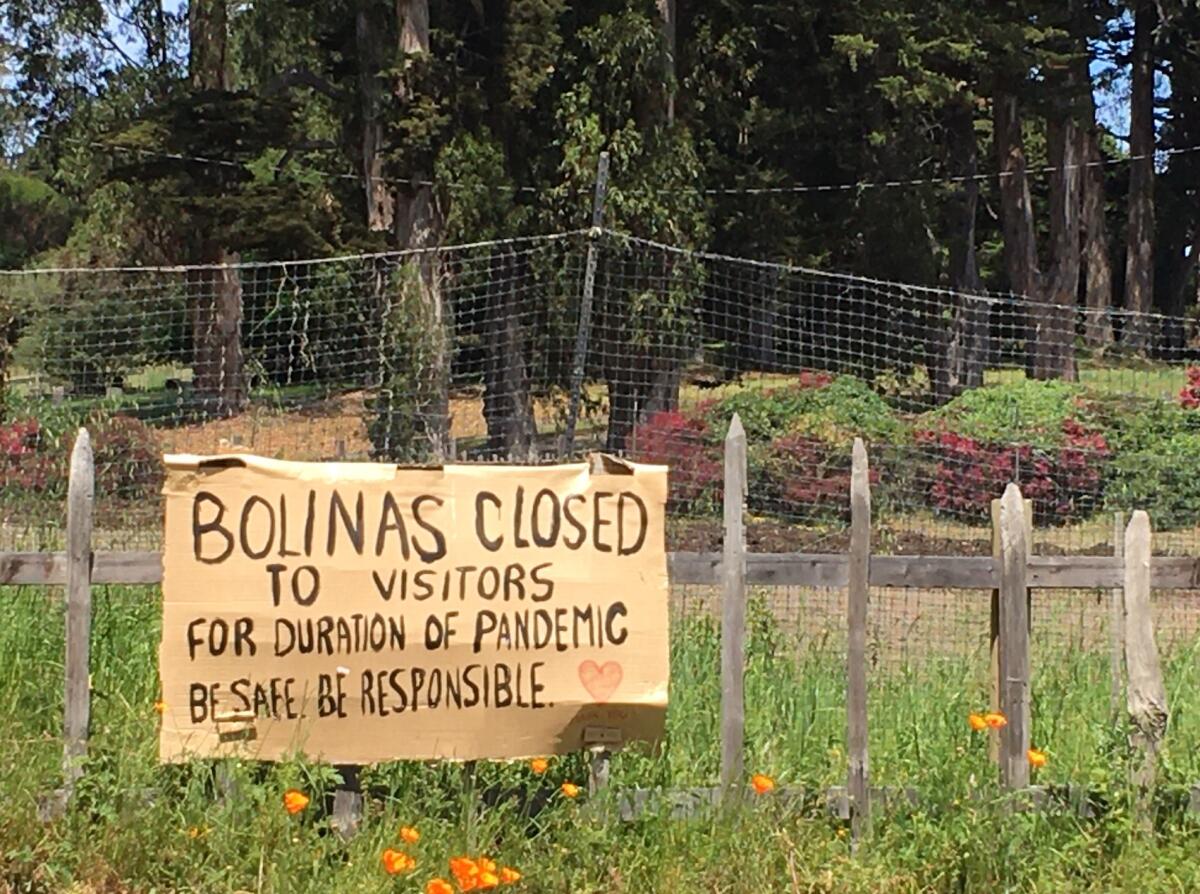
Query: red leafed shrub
631,409,723,512
795,370,835,389
0,419,64,495
89,413,164,499
0,413,163,503
1180,367,1200,408
752,433,879,521
916,418,1109,522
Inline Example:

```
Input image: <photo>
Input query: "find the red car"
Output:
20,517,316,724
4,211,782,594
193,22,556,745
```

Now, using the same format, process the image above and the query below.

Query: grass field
3,585,1200,892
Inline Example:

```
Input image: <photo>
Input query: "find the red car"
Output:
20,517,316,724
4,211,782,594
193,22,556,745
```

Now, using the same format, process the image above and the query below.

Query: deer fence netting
2,228,1200,659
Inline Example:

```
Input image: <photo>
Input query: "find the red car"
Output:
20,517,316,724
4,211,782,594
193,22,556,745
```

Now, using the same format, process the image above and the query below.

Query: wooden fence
11,423,1198,834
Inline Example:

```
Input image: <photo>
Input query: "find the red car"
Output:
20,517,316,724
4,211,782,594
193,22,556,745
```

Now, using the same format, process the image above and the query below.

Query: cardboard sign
157,454,669,764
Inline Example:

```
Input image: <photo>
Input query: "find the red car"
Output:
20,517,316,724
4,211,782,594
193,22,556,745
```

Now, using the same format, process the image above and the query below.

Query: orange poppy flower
426,880,454,894
451,856,480,890
968,713,987,732
529,757,549,775
399,825,420,844
500,866,522,884
1027,748,1048,769
479,870,501,889
282,789,310,815
154,700,166,715
381,848,415,875
751,773,775,795
984,712,1007,729
560,782,580,798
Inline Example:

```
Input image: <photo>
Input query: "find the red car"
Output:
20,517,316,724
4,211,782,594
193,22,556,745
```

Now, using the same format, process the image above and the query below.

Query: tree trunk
1081,124,1114,347
993,89,1043,376
1070,0,1115,349
934,100,986,403
1167,228,1199,320
188,0,228,91
1123,0,1157,349
191,253,246,411
357,1,393,232
994,85,1082,380
752,268,781,371
1038,115,1082,380
657,0,676,125
392,0,448,458
188,0,243,415
482,251,537,458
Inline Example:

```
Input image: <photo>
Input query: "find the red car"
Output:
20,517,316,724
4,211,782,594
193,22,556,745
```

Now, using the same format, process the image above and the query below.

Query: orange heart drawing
578,660,623,703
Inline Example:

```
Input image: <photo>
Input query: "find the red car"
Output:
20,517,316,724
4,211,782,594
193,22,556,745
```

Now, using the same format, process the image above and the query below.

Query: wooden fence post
64,428,95,800
1123,510,1167,823
998,483,1030,790
720,414,747,803
990,495,1032,766
1110,511,1126,720
847,438,871,844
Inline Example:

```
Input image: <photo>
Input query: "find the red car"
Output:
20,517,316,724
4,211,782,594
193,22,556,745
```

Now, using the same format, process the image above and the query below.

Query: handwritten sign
158,454,669,764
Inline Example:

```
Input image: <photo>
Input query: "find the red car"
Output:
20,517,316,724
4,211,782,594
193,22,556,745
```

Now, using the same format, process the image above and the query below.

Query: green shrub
1102,399,1200,528
16,270,187,395
913,381,1112,524
89,412,164,500
366,264,444,462
706,373,908,446
918,379,1092,450
244,263,374,388
700,374,908,524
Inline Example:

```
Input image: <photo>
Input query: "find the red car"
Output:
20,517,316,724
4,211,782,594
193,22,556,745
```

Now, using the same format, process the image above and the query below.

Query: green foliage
707,375,908,446
0,172,73,269
920,379,1091,449
1103,399,1200,528
244,263,374,389
14,268,186,394
434,131,527,243
88,411,164,500
2,584,1200,891
365,264,442,462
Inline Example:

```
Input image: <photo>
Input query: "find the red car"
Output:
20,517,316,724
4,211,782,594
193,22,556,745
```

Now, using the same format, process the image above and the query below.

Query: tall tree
990,7,1087,381
188,0,245,413
933,96,987,400
1079,4,1116,348
994,85,1084,379
1155,1,1198,342
1123,0,1157,347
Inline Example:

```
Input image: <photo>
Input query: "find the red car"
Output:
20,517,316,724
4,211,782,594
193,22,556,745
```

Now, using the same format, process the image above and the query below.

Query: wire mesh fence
3,227,1200,657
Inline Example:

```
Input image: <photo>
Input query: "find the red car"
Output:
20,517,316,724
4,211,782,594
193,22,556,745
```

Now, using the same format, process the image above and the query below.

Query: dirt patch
155,389,574,460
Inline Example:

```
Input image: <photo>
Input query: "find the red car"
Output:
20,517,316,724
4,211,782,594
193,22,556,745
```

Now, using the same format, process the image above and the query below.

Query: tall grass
2,585,1199,892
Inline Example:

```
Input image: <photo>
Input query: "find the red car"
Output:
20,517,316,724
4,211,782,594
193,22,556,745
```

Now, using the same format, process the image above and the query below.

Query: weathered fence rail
7,551,1196,590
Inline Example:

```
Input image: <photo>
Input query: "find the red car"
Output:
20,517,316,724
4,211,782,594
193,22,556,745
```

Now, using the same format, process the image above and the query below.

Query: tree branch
262,67,345,101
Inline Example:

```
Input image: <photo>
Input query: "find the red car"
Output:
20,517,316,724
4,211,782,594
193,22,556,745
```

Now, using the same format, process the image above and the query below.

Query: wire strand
70,138,1200,199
